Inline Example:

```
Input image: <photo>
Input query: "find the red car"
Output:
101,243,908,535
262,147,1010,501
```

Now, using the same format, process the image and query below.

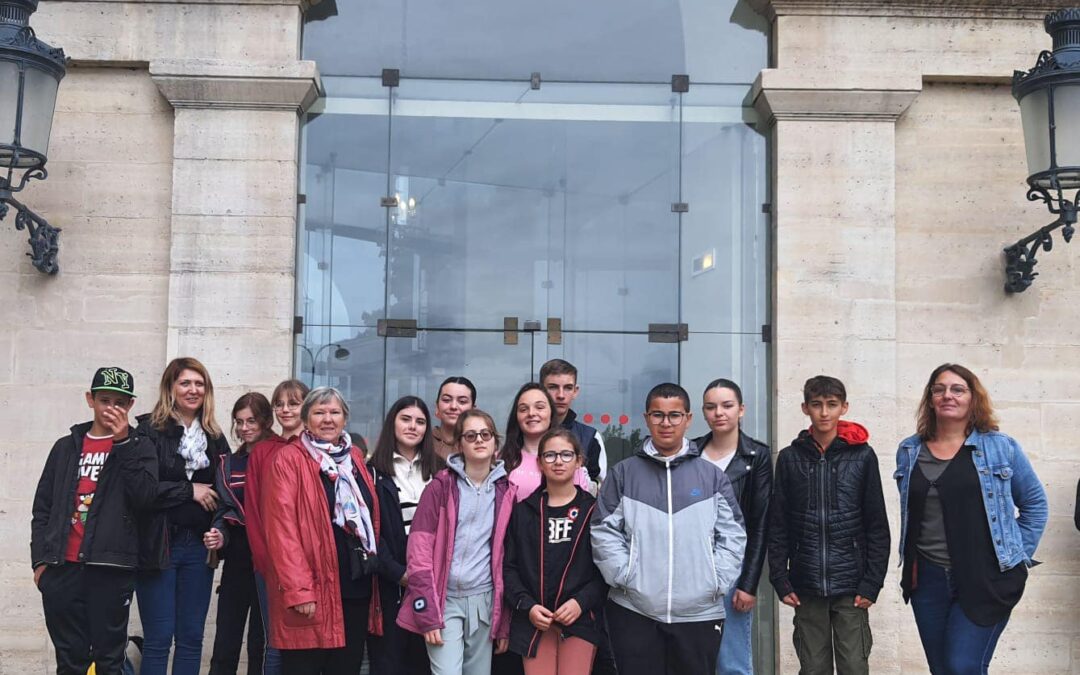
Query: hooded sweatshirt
591,437,746,624
446,453,508,597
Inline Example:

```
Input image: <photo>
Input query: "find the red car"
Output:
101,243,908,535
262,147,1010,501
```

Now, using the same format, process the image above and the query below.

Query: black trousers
590,619,618,675
40,563,136,675
281,598,369,675
209,532,265,675
366,583,430,675
605,600,724,675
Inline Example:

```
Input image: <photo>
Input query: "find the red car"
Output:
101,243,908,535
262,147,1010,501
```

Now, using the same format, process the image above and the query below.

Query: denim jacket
894,430,1048,572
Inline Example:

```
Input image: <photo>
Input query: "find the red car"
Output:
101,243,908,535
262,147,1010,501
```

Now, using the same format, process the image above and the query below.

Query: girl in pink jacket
397,409,516,674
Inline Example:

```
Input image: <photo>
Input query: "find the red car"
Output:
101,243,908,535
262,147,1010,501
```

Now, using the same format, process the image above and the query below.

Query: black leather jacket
135,414,232,571
767,424,890,601
31,422,158,570
692,430,772,595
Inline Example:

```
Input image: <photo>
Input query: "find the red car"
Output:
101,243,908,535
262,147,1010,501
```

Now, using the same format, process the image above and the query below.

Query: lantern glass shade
0,59,59,170
1019,82,1080,190
1052,83,1080,186
1020,88,1051,183
19,65,59,162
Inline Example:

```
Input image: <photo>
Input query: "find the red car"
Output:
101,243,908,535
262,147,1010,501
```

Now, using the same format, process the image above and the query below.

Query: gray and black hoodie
591,438,746,624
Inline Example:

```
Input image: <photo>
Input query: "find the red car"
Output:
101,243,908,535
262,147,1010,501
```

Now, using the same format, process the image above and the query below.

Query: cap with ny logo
91,367,136,398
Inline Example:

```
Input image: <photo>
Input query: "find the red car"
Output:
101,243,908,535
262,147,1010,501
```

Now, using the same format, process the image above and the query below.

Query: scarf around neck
300,430,377,555
178,419,209,479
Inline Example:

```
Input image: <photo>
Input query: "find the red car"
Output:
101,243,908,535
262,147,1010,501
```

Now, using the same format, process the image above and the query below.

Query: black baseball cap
90,367,136,398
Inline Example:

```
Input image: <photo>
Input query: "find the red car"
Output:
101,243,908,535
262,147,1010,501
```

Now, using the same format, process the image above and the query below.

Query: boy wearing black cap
31,367,158,675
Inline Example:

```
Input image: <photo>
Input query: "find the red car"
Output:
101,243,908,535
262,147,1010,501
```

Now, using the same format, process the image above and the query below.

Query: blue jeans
717,591,753,675
254,572,282,675
910,558,1009,675
136,532,215,675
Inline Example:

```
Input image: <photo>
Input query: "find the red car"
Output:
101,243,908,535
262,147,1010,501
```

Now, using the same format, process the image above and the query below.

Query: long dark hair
500,382,556,473
369,396,442,481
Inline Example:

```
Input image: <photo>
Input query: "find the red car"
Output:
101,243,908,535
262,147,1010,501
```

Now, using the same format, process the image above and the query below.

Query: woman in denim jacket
894,363,1047,675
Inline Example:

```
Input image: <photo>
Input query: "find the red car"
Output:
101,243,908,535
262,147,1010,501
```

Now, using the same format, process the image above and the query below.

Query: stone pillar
152,59,320,417
753,69,920,674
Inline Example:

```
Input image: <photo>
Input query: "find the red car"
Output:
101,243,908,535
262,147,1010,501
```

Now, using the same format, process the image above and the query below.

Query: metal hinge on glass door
377,319,417,338
648,323,688,343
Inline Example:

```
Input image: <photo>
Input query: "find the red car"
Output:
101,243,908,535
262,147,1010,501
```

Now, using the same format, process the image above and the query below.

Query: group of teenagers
30,356,1050,675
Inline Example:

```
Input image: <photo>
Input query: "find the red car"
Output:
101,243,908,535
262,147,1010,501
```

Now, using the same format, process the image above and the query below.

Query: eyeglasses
647,411,687,425
461,429,494,443
541,450,577,464
234,419,262,429
273,401,301,410
930,385,970,398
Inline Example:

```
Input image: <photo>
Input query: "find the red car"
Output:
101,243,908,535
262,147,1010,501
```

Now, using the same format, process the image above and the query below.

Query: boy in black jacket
31,367,157,675
767,375,890,675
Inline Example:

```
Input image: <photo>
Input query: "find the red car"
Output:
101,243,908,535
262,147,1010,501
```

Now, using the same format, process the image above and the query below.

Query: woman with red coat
262,386,382,674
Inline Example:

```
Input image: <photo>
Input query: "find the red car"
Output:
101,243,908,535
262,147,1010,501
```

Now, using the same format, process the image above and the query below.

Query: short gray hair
301,386,350,425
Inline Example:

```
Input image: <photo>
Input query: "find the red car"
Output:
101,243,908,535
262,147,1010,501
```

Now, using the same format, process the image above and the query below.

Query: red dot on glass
601,414,611,425
583,413,594,423
619,415,629,425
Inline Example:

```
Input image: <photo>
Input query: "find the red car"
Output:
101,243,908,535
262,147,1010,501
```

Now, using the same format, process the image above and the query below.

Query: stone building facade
1,0,1077,673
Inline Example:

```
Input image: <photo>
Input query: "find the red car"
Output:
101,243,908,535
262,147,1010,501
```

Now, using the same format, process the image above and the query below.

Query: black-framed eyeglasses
461,429,494,443
647,411,687,425
930,385,970,398
541,450,577,464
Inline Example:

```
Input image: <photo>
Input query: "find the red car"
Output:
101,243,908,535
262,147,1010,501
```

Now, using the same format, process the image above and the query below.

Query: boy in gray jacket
591,383,746,675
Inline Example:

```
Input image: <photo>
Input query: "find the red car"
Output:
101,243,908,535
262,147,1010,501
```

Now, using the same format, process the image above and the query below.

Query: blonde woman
135,357,235,675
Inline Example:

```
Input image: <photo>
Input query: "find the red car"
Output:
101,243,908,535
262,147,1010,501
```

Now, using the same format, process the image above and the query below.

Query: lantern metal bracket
1003,184,1077,293
0,166,59,275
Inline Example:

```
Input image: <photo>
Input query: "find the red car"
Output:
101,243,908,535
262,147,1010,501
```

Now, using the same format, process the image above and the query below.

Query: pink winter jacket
396,463,515,641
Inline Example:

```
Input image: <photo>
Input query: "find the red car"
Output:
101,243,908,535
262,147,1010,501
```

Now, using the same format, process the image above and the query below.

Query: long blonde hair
149,357,222,437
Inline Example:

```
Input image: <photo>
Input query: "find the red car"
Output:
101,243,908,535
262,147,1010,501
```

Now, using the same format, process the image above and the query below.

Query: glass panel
0,60,20,152
680,332,767,442
304,0,766,84
1020,89,1050,179
297,324,386,446
681,93,768,334
384,330,533,429
20,66,59,160
299,103,389,328
532,331,678,467
387,78,680,332
1051,84,1080,182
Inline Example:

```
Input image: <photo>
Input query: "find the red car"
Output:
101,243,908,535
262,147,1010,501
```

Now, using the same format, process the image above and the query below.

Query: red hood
803,420,870,447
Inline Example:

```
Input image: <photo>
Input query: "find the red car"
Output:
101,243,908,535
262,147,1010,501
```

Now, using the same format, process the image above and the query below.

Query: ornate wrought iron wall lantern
0,0,65,274
1007,9,1080,293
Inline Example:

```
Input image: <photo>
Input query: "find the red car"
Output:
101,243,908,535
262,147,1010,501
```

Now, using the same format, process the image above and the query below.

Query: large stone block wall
0,66,173,674
896,81,1080,673
1,1,315,672
763,3,1080,673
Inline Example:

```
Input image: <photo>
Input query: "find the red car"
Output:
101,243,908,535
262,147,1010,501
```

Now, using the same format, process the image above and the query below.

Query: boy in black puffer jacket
767,375,890,675
31,367,157,675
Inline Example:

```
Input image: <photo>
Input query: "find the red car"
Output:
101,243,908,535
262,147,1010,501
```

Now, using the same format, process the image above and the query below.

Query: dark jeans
604,600,723,675
280,598,368,675
136,531,215,675
791,595,871,675
209,539,265,675
910,558,1010,675
40,563,136,675
255,572,284,674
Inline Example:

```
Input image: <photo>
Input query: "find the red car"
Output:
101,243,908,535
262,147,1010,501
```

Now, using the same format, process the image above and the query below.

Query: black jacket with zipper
209,448,247,554
135,414,233,571
31,421,158,570
504,486,608,657
767,422,890,601
369,464,410,590
692,430,773,595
